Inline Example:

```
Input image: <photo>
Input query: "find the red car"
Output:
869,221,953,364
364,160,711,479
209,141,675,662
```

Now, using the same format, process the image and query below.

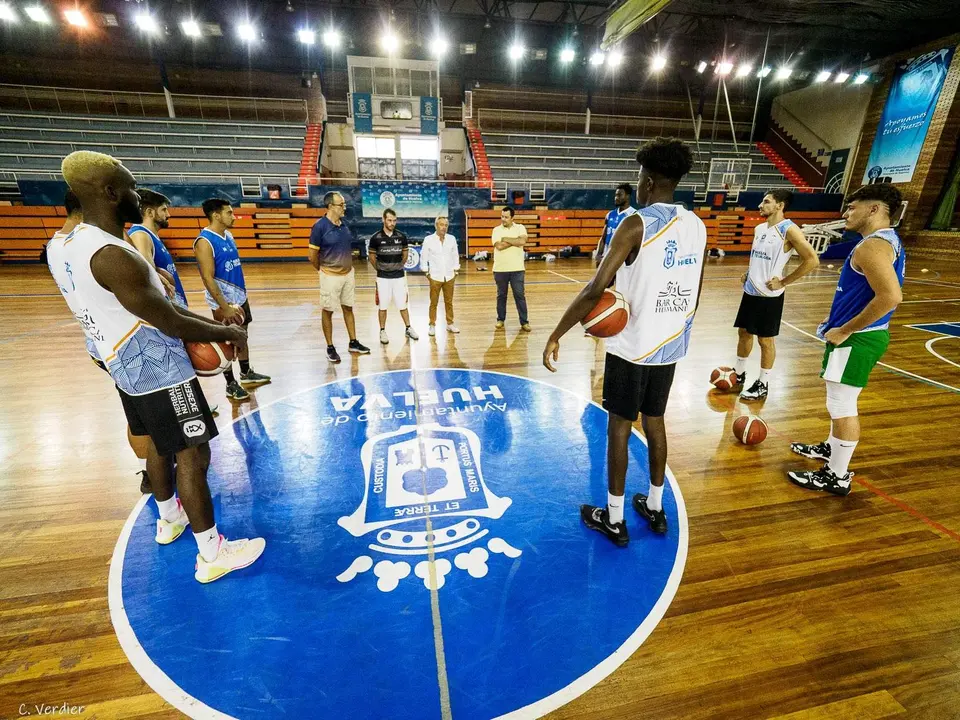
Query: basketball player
729,189,820,400
369,208,418,344
543,137,707,546
308,191,370,363
129,189,188,307
594,183,637,265
195,199,271,401
788,184,905,495
50,151,265,582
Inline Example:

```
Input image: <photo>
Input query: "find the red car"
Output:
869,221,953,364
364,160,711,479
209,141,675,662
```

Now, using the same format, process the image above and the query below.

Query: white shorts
376,277,409,310
319,268,356,312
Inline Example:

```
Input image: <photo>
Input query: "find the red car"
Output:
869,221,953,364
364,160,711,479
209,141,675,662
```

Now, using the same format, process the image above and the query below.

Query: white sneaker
428,324,436,336
405,326,419,340
155,500,189,545
447,324,460,333
195,535,266,584
379,328,389,345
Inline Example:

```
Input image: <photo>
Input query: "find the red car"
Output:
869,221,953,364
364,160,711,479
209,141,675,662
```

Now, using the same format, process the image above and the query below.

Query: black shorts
602,353,676,420
119,378,218,455
734,292,784,337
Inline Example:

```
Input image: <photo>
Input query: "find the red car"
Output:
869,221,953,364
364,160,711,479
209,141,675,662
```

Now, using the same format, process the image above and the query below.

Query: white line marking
900,298,960,304
925,336,960,370
781,321,960,394
547,268,585,284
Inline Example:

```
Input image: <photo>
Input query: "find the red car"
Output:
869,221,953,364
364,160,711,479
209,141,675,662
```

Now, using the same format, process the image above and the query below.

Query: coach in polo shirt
308,191,371,364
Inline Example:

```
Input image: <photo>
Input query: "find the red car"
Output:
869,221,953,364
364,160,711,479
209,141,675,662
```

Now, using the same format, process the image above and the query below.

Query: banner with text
863,47,955,184
361,181,448,218
353,93,373,134
420,96,439,135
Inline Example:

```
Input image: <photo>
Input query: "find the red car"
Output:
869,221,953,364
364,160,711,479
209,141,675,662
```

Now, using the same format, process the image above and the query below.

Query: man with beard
129,189,188,307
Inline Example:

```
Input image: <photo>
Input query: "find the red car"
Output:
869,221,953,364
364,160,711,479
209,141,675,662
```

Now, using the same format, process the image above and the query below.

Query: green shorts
820,329,890,388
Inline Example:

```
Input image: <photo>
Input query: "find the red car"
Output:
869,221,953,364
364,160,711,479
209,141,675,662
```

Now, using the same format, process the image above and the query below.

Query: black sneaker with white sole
225,380,250,402
349,339,371,354
327,345,341,364
239,369,272,386
791,441,831,461
580,505,629,547
632,493,668,534
787,465,853,496
740,379,768,401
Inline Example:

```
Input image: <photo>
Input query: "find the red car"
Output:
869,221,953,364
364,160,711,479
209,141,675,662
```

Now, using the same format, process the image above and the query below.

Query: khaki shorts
319,267,356,311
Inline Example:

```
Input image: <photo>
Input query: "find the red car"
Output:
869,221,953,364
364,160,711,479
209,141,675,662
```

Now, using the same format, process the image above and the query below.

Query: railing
771,100,832,155
475,108,753,142
0,84,309,124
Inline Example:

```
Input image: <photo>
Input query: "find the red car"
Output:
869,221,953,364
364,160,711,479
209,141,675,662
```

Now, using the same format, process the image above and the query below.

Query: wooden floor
1,255,959,719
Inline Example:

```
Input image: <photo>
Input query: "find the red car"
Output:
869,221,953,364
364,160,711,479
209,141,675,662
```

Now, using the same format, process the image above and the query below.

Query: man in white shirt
421,216,461,336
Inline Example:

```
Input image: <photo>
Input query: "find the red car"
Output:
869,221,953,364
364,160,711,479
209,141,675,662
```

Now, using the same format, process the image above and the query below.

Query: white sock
156,495,180,523
647,484,664,511
194,525,221,563
734,357,748,375
607,493,624,524
138,458,147,471
759,368,772,383
827,436,857,476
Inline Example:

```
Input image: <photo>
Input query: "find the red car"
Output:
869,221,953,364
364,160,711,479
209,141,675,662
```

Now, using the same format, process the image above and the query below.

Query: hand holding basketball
223,325,248,352
214,303,245,325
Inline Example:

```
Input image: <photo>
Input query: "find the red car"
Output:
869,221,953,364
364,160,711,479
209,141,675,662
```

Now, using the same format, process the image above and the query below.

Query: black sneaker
579,504,629,547
138,470,152,495
791,441,831,461
240,369,272,386
740,379,768,401
348,339,371,355
733,372,746,392
787,464,853,496
327,345,341,364
633,493,668,534
225,380,250,402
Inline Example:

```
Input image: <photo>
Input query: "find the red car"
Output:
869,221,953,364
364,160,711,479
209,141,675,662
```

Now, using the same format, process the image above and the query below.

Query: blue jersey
603,206,637,248
129,224,187,306
195,228,246,308
819,228,905,338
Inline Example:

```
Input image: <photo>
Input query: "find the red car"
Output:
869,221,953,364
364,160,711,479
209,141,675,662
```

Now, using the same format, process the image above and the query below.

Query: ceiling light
776,66,793,80
815,70,831,83
834,71,850,83
853,73,869,85
298,29,315,45
559,47,575,63
696,61,707,73
716,61,733,76
25,6,50,23
381,31,399,54
590,51,605,66
757,66,771,78
237,23,256,42
322,29,341,48
736,63,752,78
509,43,525,61
651,54,667,71
64,9,87,26
431,37,449,57
181,19,201,37
607,50,623,67
135,13,158,34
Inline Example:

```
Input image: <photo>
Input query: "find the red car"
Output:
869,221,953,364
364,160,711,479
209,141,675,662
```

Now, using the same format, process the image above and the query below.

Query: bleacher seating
481,131,796,190
0,112,307,191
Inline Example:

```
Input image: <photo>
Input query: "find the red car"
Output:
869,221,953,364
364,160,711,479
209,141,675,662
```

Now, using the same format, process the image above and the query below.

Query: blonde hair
434,215,449,224
61,151,122,188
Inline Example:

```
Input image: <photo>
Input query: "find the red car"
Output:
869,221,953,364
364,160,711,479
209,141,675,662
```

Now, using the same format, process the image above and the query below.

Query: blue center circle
110,369,687,719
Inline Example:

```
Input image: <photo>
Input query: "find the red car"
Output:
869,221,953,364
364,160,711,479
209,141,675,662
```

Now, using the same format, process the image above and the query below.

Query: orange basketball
733,415,767,445
186,341,235,376
582,289,629,338
710,366,738,391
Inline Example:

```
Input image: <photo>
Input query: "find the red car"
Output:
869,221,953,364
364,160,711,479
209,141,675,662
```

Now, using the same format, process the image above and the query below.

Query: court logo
336,423,521,592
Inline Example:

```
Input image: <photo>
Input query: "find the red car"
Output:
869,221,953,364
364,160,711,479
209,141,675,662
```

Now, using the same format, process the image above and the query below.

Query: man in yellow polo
492,206,530,331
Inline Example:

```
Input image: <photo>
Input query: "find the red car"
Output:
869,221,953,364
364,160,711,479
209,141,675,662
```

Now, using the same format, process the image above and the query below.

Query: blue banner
420,96,439,135
863,47,955,184
353,93,373,134
361,181,448,218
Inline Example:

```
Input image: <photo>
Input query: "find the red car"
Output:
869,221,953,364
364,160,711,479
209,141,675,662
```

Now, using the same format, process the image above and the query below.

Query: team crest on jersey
336,423,521,592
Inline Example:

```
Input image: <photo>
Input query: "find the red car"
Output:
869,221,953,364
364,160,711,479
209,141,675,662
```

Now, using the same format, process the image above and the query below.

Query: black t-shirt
368,229,408,279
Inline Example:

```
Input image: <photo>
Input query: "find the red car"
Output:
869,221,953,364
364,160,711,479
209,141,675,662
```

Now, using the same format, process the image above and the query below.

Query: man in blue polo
594,183,636,265
308,191,370,364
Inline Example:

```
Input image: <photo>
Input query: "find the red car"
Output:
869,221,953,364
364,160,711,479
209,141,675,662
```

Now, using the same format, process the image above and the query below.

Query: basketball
710,366,738,391
733,415,767,445
186,341,235,376
581,289,629,338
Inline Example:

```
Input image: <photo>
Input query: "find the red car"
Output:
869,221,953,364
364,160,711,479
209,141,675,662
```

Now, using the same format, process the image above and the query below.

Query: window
381,101,413,120
352,67,373,94
400,137,438,161
359,158,397,179
374,67,394,95
394,69,411,96
356,136,396,159
411,70,432,97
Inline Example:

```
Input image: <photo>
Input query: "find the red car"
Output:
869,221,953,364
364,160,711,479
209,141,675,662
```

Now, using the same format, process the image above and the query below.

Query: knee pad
825,381,861,419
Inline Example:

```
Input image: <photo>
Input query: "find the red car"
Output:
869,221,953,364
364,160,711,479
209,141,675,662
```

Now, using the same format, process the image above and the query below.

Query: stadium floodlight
322,29,341,49
381,31,399,54
696,61,707,73
716,61,733,76
736,63,752,78
834,71,850,83
590,51,605,66
853,73,869,85
651,54,667,71
431,37,449,57
64,9,87,26
607,50,623,67
509,43,525,61
135,13,159,34
298,29,315,45
815,70,831,83
776,66,793,80
181,19,201,37
25,6,50,23
757,66,772,78
237,22,256,42
0,3,18,22
559,47,575,63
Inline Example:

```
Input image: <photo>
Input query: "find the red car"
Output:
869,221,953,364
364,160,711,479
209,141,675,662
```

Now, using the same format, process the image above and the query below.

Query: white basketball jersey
47,229,101,362
46,223,195,395
606,203,707,366
745,219,796,297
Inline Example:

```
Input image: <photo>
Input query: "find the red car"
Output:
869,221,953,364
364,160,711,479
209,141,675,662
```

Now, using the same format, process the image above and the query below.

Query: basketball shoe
240,368,271,386
195,535,267,584
156,499,190,545
790,441,831,461
787,465,852,496
633,493,668,534
580,505,629,547
740,379,768,401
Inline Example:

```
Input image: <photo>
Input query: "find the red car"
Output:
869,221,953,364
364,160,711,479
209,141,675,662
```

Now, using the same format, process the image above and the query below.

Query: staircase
756,141,810,191
294,123,323,197
465,119,494,189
